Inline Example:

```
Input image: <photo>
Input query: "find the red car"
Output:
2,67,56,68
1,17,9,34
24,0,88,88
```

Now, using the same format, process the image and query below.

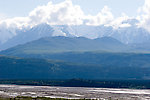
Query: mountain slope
0,24,54,50
0,36,129,55
1,55,150,80
0,24,76,50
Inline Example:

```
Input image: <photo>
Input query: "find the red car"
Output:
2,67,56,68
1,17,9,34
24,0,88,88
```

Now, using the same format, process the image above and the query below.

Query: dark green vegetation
1,53,150,80
0,55,103,79
1,79,150,89
0,96,92,100
13,52,150,66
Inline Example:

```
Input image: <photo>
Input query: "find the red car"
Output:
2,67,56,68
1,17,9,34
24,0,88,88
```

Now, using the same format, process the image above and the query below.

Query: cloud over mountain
1,0,149,29
0,0,114,29
0,0,150,45
138,0,150,31
29,0,84,26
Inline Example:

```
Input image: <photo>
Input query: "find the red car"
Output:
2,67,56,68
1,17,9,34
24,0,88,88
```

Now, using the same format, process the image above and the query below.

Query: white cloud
28,0,114,26
107,13,131,29
137,0,150,31
0,17,30,29
1,0,150,31
85,6,114,26
0,0,115,29
28,0,85,26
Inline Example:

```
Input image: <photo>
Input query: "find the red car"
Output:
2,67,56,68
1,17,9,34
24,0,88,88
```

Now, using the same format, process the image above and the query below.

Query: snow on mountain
111,26,150,44
0,19,150,50
0,25,16,44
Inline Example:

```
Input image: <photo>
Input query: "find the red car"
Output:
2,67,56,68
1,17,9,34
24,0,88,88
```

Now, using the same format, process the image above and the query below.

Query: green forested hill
1,55,150,80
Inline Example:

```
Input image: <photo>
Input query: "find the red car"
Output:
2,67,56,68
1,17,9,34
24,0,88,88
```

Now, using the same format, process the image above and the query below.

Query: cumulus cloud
107,13,132,29
1,0,150,30
0,17,30,29
28,0,84,26
28,0,114,26
85,6,114,26
0,0,115,29
137,0,150,31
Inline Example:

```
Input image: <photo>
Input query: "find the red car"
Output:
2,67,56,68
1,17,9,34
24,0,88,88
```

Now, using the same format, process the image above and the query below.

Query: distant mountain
1,54,150,80
0,36,129,56
0,24,77,50
0,24,54,50
1,19,150,50
111,26,150,44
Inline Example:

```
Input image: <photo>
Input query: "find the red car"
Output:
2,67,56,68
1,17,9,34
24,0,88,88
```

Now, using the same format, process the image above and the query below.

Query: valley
1,0,150,99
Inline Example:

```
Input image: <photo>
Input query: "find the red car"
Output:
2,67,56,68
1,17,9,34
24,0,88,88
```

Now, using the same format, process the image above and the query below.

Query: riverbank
0,85,150,100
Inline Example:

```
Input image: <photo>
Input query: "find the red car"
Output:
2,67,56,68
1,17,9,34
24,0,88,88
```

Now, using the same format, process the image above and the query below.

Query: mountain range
1,19,150,80
0,36,130,56
1,19,150,51
1,35,150,80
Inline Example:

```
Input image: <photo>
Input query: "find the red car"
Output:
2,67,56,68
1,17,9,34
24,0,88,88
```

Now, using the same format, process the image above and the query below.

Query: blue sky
0,0,144,18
